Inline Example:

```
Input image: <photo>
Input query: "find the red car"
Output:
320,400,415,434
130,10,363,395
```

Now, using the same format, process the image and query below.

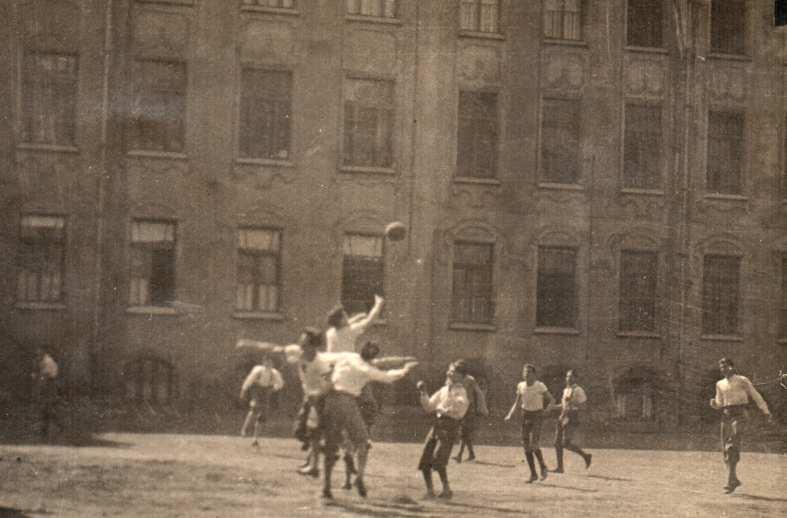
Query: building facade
1,0,786,430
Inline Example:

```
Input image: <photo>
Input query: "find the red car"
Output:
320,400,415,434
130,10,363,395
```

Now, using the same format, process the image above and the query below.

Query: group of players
238,295,776,500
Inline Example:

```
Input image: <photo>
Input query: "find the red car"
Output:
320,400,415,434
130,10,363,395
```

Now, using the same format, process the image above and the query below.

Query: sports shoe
438,489,453,499
584,454,593,469
540,468,548,481
251,440,259,447
321,488,334,501
466,455,476,463
453,456,462,464
724,479,741,494
298,466,319,478
354,478,368,498
526,475,538,484
549,467,564,473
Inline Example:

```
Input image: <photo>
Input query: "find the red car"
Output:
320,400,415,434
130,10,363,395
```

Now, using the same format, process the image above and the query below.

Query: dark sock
534,449,546,470
525,451,537,478
421,468,434,493
436,467,449,489
466,442,475,458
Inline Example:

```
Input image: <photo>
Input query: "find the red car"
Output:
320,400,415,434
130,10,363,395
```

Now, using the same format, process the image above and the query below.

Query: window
711,0,746,55
242,0,295,8
615,381,655,421
240,69,291,160
781,255,787,339
17,215,65,303
619,250,657,332
459,0,500,33
129,221,176,307
343,78,394,168
702,255,740,335
541,98,580,184
346,0,396,18
342,234,384,316
783,117,787,198
544,0,582,41
21,53,78,145
626,0,663,48
452,242,494,323
537,247,577,328
707,111,744,195
128,60,187,153
457,91,498,179
624,104,662,190
236,228,282,313
124,356,176,403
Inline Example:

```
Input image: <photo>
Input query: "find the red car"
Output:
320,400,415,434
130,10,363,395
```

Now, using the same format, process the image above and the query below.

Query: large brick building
1,0,785,431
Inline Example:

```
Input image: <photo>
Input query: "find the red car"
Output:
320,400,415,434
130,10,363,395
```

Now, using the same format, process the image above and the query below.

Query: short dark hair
300,327,324,349
327,305,346,328
360,341,380,362
719,357,734,367
523,363,536,373
452,360,469,376
566,369,578,378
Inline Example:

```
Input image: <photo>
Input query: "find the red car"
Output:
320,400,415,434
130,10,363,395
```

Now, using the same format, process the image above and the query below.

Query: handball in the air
385,221,407,241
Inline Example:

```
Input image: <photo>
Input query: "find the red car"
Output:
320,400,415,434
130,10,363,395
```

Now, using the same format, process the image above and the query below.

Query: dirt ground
0,433,785,517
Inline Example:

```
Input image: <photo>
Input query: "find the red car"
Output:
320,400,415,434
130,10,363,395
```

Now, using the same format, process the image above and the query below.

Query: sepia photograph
0,0,786,516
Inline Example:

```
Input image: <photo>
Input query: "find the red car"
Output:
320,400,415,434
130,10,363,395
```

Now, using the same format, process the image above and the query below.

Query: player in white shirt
239,355,284,447
505,363,555,482
551,369,592,473
325,294,385,353
709,357,773,493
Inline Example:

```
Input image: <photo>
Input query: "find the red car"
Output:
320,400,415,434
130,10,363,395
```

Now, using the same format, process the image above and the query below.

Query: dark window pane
452,242,494,323
459,0,499,33
707,111,744,194
544,0,582,40
624,104,662,189
619,250,658,332
541,98,580,184
781,256,787,339
341,235,384,315
22,53,78,145
128,61,187,153
537,247,577,328
702,255,740,335
240,69,292,160
627,0,663,48
711,0,746,55
458,91,498,179
343,79,394,168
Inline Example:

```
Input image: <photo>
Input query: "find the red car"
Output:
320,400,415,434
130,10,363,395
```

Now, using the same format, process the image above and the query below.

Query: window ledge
458,30,505,41
700,334,743,342
539,182,584,191
127,306,179,316
707,53,751,62
534,326,580,336
346,14,401,26
449,322,496,332
621,188,665,197
232,311,285,321
241,5,300,16
543,38,587,48
455,176,501,186
703,193,748,202
624,45,668,55
127,150,188,160
15,302,67,311
236,157,294,168
17,143,79,154
778,338,787,346
616,331,661,339
340,165,396,176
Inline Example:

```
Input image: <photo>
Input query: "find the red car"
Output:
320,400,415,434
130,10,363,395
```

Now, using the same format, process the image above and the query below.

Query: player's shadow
471,460,517,468
585,474,632,482
328,499,433,518
536,482,599,494
735,493,787,503
0,507,31,517
441,500,524,515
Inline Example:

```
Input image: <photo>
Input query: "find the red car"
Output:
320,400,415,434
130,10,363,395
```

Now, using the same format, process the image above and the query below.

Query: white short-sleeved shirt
516,381,549,411
325,325,364,353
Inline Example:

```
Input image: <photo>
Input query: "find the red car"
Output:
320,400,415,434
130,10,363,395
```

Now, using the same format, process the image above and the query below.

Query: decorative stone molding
449,183,502,209
624,55,666,97
707,65,748,104
133,9,190,60
15,152,81,210
19,0,81,52
541,51,585,92
231,162,295,191
239,20,301,65
345,30,398,76
458,45,501,86
614,195,666,220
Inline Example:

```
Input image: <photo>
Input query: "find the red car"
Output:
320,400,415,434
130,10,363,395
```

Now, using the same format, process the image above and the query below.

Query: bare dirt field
1,432,785,518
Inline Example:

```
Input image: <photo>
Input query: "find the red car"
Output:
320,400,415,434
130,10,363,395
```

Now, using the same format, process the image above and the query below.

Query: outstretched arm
504,393,521,421
350,295,385,334
240,367,260,399
743,378,771,416
365,361,418,385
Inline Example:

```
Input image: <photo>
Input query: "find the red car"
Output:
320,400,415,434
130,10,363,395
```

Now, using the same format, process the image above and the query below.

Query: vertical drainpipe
91,0,114,395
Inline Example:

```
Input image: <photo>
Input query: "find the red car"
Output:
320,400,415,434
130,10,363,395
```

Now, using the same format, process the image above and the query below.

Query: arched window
124,356,176,403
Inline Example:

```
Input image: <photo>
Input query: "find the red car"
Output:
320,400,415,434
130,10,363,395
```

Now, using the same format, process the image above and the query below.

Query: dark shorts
554,411,580,447
418,416,461,472
459,414,477,441
247,386,272,421
294,395,325,442
721,406,747,462
521,410,544,450
323,391,369,453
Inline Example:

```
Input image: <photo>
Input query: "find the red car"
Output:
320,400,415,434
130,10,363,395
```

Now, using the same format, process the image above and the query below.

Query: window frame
535,245,578,330
450,240,496,325
622,101,664,191
618,249,658,333
340,232,386,317
706,109,745,196
456,89,500,180
709,0,748,57
539,96,581,185
127,58,188,155
625,0,665,49
20,50,80,147
542,0,584,42
341,75,396,172
459,0,502,35
780,254,787,341
16,214,67,306
237,66,293,163
128,219,178,309
235,227,284,314
345,0,397,19
701,254,742,337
